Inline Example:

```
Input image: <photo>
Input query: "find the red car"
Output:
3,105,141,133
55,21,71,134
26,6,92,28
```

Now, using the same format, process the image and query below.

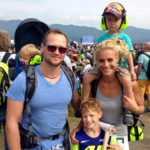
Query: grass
68,104,81,132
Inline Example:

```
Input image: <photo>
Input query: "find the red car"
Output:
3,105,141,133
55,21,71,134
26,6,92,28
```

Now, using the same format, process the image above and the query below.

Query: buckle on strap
34,129,66,144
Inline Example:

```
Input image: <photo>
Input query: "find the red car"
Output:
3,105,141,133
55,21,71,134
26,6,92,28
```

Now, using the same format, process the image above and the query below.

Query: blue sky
1,0,150,30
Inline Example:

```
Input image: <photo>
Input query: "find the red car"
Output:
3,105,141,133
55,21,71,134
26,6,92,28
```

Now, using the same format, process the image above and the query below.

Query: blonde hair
95,38,129,62
80,98,102,114
0,30,11,52
19,44,41,59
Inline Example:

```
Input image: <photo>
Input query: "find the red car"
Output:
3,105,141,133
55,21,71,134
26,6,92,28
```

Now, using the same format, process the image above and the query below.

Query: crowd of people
0,2,149,150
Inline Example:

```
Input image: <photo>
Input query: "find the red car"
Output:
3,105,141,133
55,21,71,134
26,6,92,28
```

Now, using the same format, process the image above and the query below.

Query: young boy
82,3,136,126
19,43,41,67
73,98,121,150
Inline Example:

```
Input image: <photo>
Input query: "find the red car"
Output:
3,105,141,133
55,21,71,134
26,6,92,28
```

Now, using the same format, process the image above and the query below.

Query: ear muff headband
29,55,42,65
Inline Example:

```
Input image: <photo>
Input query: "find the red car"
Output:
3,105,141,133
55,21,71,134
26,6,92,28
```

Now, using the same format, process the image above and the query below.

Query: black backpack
19,64,74,150
142,53,150,79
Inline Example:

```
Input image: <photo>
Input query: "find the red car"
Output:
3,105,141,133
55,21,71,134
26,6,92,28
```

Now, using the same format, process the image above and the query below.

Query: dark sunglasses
45,44,67,54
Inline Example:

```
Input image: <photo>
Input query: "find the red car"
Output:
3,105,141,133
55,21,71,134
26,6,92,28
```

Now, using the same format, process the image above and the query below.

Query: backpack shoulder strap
24,66,36,132
91,79,99,98
24,66,36,104
143,53,150,58
61,64,75,95
1,52,11,63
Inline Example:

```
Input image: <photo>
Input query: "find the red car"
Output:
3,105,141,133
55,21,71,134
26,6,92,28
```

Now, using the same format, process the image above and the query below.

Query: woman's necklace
42,69,61,79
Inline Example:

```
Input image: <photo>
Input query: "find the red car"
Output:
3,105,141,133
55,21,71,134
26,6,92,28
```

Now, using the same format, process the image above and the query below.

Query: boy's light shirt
97,32,134,68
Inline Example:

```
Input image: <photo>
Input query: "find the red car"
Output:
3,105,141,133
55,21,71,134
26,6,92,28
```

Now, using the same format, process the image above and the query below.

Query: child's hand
70,128,79,144
107,144,122,150
122,94,138,112
130,71,137,81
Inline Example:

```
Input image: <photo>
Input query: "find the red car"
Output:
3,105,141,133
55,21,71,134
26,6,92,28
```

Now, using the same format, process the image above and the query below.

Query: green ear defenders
100,16,128,31
101,17,107,31
29,55,42,65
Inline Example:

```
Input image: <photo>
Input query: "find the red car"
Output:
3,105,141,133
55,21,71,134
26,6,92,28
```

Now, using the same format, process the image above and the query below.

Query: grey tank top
96,87,127,136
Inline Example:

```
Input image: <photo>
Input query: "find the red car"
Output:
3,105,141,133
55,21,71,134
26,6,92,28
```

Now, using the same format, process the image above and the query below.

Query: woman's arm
122,81,144,114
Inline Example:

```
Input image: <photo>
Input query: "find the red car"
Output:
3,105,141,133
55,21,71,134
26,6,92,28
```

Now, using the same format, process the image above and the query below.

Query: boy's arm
70,120,84,144
126,52,137,81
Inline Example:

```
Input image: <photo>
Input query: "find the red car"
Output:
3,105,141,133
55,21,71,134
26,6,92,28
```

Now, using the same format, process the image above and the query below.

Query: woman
71,38,144,150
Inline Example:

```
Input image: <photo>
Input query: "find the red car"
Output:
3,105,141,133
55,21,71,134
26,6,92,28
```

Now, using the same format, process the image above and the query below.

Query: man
6,29,80,150
137,42,150,113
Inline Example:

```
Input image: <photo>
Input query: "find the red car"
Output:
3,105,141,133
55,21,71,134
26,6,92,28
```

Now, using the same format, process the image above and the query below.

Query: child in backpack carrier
18,44,42,67
9,44,42,81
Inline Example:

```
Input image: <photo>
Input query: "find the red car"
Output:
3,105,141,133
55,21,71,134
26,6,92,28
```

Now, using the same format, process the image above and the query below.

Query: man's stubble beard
43,53,63,67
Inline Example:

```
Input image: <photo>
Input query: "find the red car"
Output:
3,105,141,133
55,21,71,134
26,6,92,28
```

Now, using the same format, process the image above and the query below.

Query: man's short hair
0,30,11,52
42,29,68,45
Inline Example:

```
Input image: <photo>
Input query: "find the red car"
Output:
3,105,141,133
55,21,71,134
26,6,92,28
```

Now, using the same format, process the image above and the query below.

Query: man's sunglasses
45,44,67,54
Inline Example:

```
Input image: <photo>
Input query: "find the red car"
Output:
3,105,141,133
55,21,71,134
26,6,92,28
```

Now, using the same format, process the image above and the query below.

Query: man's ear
41,43,44,52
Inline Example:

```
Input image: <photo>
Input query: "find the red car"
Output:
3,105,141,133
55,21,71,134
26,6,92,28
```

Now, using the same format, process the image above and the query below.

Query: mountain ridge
0,19,150,42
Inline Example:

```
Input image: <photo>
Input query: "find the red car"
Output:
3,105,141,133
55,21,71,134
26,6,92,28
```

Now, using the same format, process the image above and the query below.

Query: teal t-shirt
97,33,134,68
138,52,150,80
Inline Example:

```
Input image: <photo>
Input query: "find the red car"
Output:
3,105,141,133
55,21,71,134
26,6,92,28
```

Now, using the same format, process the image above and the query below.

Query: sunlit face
96,49,119,76
41,33,67,67
105,14,122,33
82,109,102,130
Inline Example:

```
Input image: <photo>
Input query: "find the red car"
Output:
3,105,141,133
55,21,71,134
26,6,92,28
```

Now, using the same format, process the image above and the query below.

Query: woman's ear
99,111,103,119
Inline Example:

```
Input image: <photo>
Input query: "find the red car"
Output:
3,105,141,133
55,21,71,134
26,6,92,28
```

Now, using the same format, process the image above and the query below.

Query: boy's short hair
80,98,102,114
19,44,41,59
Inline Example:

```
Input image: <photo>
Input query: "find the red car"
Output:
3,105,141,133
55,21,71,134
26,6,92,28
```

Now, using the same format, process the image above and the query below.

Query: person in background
0,30,14,150
0,30,16,62
137,42,150,113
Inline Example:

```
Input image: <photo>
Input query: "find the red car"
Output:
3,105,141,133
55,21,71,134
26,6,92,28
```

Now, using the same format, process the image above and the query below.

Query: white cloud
0,0,150,30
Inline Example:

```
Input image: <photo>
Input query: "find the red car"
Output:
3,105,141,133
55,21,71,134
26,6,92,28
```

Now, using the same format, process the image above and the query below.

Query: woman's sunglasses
45,44,67,54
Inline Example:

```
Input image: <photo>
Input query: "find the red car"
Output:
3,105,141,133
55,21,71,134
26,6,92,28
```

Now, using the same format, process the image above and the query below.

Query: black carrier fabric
14,18,49,53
